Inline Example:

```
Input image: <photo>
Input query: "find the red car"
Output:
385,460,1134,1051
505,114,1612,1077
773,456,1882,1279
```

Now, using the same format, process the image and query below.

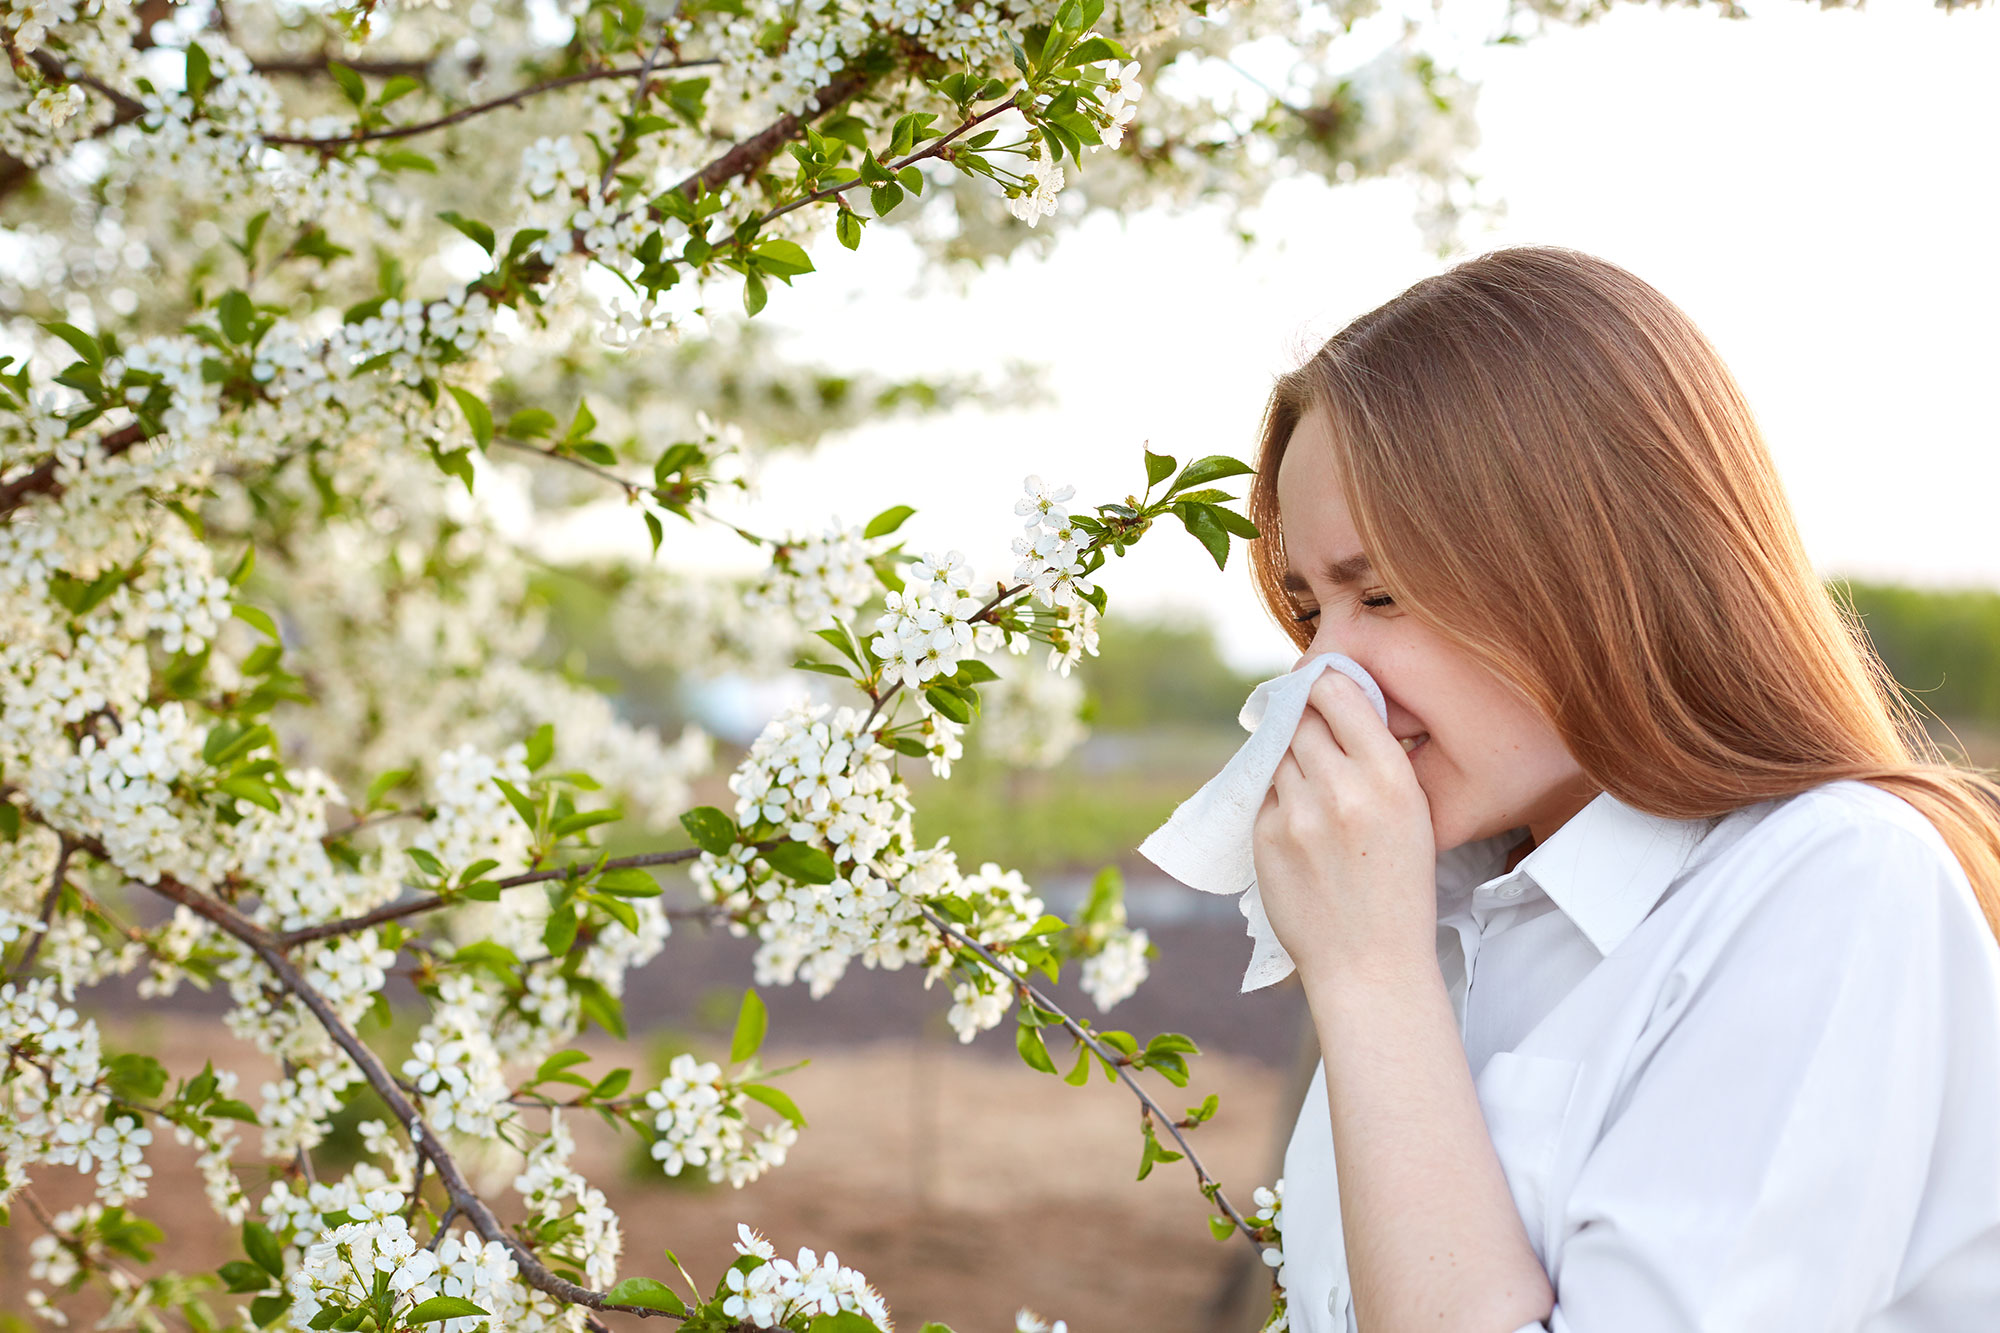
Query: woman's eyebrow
1282,554,1374,592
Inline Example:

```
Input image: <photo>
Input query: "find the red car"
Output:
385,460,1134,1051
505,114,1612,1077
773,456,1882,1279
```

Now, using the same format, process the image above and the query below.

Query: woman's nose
1293,625,1352,673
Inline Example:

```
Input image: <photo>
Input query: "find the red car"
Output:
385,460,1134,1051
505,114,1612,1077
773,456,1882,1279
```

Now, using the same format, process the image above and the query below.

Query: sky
531,0,2000,677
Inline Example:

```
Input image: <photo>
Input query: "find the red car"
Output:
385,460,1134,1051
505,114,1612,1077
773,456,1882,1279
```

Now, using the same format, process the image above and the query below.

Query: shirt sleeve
1542,809,2000,1333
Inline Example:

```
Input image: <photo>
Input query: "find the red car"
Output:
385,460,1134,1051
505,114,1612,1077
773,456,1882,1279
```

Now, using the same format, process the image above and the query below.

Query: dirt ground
3,1020,1302,1333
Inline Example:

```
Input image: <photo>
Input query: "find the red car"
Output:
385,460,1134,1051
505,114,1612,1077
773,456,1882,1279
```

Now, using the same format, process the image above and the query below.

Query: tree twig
915,902,1266,1261
8,836,73,978
274,845,715,948
261,60,715,149
136,863,687,1320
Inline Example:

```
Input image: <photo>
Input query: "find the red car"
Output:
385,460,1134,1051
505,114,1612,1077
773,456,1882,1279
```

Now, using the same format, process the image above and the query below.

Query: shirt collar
1437,791,1712,957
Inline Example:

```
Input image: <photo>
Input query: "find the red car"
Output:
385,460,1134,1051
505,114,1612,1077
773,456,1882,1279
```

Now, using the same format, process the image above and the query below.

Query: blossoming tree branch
0,0,1511,1328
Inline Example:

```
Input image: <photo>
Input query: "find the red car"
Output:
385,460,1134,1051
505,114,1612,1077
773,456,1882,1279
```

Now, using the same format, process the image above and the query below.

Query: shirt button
1327,1280,1347,1316
1496,882,1525,900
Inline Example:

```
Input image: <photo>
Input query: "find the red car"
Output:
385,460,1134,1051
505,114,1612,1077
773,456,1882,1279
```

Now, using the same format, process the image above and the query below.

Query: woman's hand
1252,669,1439,991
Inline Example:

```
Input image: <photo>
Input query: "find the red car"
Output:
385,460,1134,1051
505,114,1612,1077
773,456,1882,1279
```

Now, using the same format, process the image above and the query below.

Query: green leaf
731,988,768,1063
762,840,837,884
551,807,620,837
644,509,664,555
588,1068,632,1101
754,238,814,281
863,504,915,538
232,604,280,642
952,659,1000,684
219,1260,272,1293
836,208,864,250
813,626,862,667
244,1219,284,1278
1209,504,1258,539
403,847,445,879
542,904,580,956
1144,448,1177,488
507,408,557,439
604,1279,685,1315
740,1082,807,1128
1015,1022,1056,1075
362,767,411,810
327,61,366,108
1145,1032,1201,1057
105,1052,167,1101
794,659,854,679
1067,35,1125,65
451,941,520,980
534,1049,591,1084
595,866,661,897
217,776,280,812
493,777,538,832
42,321,102,367
1136,1117,1184,1181
186,43,214,100
564,399,596,444
572,976,627,1038
1176,501,1230,571
923,687,971,724
1208,1213,1236,1242
249,1293,293,1327
523,722,555,771
869,181,904,217
216,289,257,344
1169,454,1255,494
446,385,493,451
679,806,736,856
742,271,768,316
1063,1043,1092,1087
438,211,496,255
406,1298,489,1325
376,148,438,173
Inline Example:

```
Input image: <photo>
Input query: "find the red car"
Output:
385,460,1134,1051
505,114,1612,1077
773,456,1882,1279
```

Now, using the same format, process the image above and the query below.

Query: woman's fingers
1305,670,1400,767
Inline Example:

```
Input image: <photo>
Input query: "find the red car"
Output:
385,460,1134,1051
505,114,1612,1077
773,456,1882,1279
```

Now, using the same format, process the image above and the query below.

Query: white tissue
1136,652,1389,992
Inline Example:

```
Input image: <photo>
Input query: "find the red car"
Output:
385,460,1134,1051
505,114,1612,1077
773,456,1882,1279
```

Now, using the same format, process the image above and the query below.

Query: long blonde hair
1247,245,2000,941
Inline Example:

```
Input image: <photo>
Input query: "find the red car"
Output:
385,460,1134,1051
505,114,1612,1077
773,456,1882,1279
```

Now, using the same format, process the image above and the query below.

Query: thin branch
916,902,1266,1261
599,7,681,198
666,68,871,200
0,420,147,519
253,55,470,79
320,806,433,846
261,61,715,149
274,845,716,948
134,862,685,1320
8,836,73,978
491,435,643,499
750,94,1021,232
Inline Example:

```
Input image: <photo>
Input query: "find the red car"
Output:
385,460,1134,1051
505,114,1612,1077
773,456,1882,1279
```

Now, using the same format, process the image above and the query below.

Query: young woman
1244,246,2000,1333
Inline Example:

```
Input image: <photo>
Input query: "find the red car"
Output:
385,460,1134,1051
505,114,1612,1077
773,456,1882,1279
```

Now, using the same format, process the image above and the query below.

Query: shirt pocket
1474,1051,1582,1264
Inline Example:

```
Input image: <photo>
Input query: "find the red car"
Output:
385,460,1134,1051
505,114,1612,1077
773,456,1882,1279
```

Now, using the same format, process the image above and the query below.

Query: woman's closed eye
1291,592,1395,624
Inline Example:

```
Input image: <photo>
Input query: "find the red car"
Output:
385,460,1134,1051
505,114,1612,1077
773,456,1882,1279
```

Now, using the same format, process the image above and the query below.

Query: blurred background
12,0,2000,1328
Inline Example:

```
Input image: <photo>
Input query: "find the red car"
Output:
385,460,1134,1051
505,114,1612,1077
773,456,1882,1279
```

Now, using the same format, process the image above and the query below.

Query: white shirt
1279,778,2000,1333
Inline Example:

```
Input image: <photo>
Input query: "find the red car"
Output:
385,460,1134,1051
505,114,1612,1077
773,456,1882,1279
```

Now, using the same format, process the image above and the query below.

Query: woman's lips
1398,733,1430,754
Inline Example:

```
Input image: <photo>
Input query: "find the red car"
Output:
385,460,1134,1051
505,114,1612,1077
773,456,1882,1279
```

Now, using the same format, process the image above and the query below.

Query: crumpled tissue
1136,652,1388,992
